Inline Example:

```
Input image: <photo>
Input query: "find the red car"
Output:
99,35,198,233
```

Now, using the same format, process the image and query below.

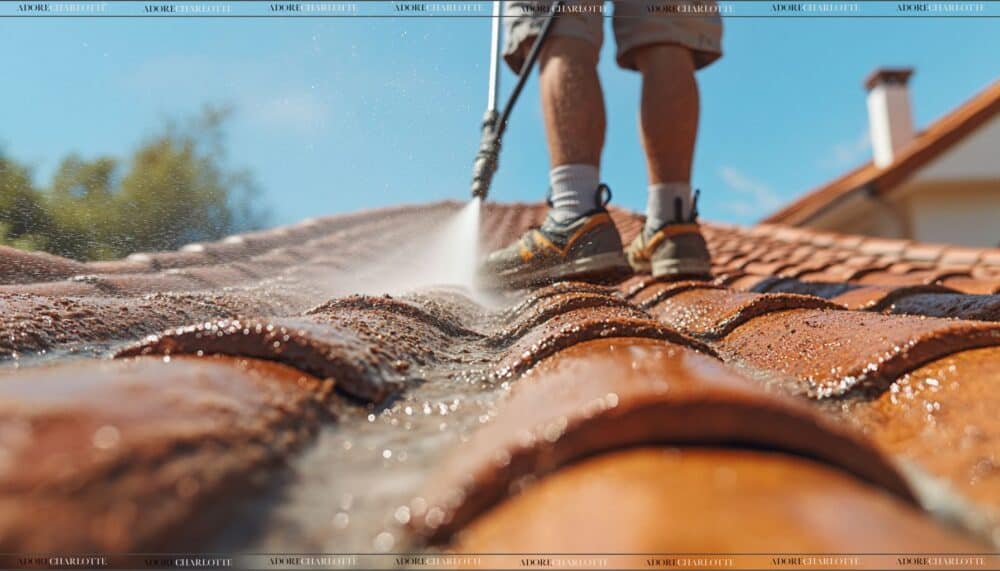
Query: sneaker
479,185,631,289
625,190,712,279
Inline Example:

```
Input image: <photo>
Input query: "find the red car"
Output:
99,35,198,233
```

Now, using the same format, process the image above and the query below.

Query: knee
539,35,600,71
632,43,695,74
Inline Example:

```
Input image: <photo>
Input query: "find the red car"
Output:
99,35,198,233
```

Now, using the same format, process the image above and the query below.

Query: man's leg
633,43,700,232
538,36,606,223
621,42,711,278
480,29,629,288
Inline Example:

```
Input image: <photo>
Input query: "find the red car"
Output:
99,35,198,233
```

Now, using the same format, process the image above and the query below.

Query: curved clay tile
453,448,983,553
715,309,1000,398
0,356,331,552
829,284,957,311
413,338,913,544
449,447,987,552
118,315,435,403
489,291,641,347
645,287,841,339
493,307,716,380
0,293,239,359
0,246,86,285
831,346,1000,548
629,279,722,308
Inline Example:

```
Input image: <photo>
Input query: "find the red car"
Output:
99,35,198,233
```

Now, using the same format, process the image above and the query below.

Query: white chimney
865,67,915,168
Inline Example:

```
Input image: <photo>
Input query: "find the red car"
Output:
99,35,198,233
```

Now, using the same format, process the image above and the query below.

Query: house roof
764,77,1000,226
1,202,1000,557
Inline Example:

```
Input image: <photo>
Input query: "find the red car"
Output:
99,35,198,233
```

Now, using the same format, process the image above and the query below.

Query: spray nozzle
470,110,501,200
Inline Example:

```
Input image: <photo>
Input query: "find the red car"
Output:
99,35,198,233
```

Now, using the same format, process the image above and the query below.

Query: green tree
46,155,119,260
0,154,51,251
114,105,265,256
0,106,268,261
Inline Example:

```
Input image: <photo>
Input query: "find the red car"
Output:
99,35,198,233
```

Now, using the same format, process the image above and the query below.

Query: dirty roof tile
0,246,86,285
0,356,331,552
830,284,957,311
646,287,840,340
2,200,1000,552
942,276,1000,295
885,292,1000,322
116,297,469,403
495,306,714,380
714,309,1000,398
841,346,1000,502
755,277,858,299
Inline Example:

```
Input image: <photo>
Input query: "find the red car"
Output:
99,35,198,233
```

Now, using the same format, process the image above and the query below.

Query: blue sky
2,13,999,227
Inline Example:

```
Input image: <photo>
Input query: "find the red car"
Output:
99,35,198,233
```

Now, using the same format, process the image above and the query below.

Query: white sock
645,182,693,234
548,164,600,224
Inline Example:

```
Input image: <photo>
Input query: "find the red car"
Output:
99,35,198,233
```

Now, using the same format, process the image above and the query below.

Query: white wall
907,185,1000,247
914,115,1000,181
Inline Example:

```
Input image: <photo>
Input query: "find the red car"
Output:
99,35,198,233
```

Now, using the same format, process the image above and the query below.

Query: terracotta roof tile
903,243,947,264
752,277,857,299
494,306,714,379
887,292,1000,322
117,296,472,403
629,279,722,309
859,238,911,257
942,275,1000,295
0,201,999,552
415,337,913,544
85,259,156,274
723,273,774,292
714,309,1000,398
982,251,1000,268
0,246,86,285
940,247,985,267
832,346,1000,545
830,284,956,311
646,287,840,340
0,356,330,552
453,448,982,553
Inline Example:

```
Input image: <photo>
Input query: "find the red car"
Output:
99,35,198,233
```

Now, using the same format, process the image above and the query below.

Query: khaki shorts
503,0,723,71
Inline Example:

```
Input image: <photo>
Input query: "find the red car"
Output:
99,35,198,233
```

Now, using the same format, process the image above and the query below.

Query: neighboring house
765,68,1000,248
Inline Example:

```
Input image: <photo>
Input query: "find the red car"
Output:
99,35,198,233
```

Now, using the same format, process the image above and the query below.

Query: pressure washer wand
470,0,564,200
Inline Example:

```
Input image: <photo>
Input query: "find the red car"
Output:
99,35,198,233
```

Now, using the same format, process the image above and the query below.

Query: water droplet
425,507,445,529
373,531,395,552
92,425,121,450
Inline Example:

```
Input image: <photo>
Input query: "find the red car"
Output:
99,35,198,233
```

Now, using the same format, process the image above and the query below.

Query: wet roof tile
714,309,1000,398
813,346,1000,548
646,287,840,340
453,447,983,553
0,356,330,552
116,296,471,403
0,246,86,285
1,200,1000,551
494,305,715,380
416,337,912,544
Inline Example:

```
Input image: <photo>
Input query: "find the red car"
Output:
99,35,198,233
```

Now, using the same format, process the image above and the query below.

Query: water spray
469,0,564,201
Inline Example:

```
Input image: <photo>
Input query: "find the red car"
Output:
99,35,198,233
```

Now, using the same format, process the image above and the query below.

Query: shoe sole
651,258,712,279
496,251,632,289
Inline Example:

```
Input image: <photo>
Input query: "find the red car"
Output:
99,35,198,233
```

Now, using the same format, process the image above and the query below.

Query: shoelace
672,189,701,224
